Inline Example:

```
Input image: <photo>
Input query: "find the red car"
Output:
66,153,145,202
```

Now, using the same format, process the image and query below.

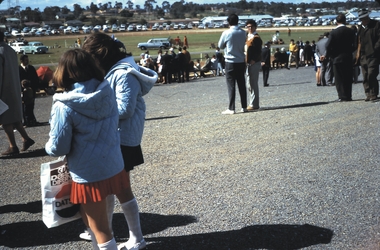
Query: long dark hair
82,33,132,73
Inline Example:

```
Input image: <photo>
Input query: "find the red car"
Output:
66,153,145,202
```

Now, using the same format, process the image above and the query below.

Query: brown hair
52,49,104,90
82,33,131,73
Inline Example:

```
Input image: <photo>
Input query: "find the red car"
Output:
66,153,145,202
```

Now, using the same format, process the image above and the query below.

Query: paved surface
0,66,379,249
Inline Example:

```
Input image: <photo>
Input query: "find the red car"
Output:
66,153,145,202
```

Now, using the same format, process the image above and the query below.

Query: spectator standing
182,46,191,81
175,47,187,83
316,32,331,86
183,35,189,48
287,39,299,69
174,36,181,47
77,37,81,48
261,41,271,87
303,41,313,66
311,40,317,65
0,31,35,156
215,47,225,76
350,25,360,84
46,49,128,250
19,54,40,126
245,19,262,111
325,14,356,102
272,48,281,69
161,51,172,84
83,33,157,250
21,79,34,124
218,13,247,114
356,9,380,101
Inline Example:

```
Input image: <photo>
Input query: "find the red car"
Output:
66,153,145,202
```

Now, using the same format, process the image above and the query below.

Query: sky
1,0,347,12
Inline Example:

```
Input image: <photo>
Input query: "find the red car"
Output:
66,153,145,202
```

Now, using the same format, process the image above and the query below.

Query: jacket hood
52,79,115,120
106,56,158,96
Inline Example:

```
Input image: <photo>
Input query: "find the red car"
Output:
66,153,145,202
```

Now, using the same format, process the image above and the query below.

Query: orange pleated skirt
70,170,129,204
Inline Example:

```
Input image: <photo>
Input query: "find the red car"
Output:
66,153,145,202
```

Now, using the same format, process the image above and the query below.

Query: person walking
0,31,35,156
325,14,356,102
356,9,380,101
245,19,263,111
83,33,157,250
218,13,247,114
261,41,271,87
45,49,131,250
19,54,40,126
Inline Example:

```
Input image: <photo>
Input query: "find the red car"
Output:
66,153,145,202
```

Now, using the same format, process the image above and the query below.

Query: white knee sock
106,195,115,232
121,198,143,245
88,228,99,250
97,238,117,250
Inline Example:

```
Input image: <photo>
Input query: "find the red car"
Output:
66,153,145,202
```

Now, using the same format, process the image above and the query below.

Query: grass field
19,27,332,68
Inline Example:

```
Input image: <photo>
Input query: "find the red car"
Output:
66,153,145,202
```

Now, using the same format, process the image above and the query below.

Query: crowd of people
137,45,225,84
217,11,379,115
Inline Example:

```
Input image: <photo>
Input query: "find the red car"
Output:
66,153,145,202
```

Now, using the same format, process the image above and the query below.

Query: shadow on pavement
0,148,48,159
0,212,197,248
147,224,334,249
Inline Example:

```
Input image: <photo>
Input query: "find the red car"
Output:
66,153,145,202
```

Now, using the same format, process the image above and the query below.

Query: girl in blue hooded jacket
45,49,131,250
83,33,157,250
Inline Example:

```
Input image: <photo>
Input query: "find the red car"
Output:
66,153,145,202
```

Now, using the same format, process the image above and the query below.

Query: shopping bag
40,156,81,228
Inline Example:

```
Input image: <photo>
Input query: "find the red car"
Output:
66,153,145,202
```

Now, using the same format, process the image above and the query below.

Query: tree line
2,0,379,24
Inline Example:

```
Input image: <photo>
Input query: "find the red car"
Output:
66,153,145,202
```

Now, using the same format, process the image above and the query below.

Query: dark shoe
335,98,352,102
264,84,269,87
317,83,321,87
1,146,19,156
365,97,371,102
21,139,35,152
370,96,378,101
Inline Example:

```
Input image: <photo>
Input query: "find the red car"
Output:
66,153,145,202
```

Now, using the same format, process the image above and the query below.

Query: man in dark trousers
261,41,271,87
175,47,187,83
316,32,334,86
325,14,356,102
161,51,172,84
356,9,380,102
19,54,40,126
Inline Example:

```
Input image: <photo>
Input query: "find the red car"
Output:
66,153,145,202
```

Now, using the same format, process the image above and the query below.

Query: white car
119,24,126,31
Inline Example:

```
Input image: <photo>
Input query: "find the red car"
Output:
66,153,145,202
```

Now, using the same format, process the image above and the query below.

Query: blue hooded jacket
45,79,124,183
105,56,158,146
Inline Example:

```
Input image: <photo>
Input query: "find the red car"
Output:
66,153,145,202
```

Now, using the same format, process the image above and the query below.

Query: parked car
137,37,171,50
11,30,22,37
119,24,126,31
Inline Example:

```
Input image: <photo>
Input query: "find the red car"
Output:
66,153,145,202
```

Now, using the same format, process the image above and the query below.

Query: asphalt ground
0,65,379,249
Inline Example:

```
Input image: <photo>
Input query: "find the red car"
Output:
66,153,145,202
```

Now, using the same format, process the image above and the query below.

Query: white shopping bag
40,156,81,228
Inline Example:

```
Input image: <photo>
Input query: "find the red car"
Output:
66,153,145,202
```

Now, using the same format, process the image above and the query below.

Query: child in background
21,79,35,127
